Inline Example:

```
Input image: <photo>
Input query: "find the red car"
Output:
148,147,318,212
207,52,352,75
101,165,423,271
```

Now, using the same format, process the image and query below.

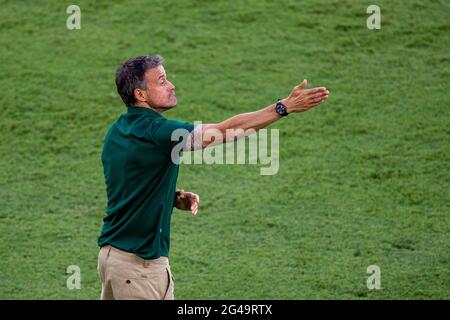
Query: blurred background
0,0,448,299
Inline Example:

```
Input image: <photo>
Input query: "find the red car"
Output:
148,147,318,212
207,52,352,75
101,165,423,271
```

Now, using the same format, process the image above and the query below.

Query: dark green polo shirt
98,106,194,259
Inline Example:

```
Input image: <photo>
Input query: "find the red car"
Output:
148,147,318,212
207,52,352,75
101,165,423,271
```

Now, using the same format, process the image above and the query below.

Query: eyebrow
158,74,166,80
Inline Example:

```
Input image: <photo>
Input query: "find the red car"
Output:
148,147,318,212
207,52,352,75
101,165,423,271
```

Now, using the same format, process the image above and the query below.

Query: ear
134,88,147,102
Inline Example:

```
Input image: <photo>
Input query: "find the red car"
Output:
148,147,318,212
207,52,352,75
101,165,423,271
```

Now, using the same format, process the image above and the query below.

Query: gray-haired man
97,55,329,300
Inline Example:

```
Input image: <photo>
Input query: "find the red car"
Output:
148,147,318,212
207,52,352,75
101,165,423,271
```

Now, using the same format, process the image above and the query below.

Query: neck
134,102,166,113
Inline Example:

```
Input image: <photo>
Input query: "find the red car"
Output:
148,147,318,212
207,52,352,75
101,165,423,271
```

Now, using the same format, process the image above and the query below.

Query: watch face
276,103,287,115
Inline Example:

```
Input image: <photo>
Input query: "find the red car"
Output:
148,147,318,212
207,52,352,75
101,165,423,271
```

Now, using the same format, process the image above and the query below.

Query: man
97,55,329,300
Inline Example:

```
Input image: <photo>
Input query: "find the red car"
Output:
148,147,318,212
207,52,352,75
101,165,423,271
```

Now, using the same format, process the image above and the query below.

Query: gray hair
115,55,164,106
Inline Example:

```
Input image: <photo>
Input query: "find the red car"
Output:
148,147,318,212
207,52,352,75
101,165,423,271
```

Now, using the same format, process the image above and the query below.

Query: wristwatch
275,99,289,117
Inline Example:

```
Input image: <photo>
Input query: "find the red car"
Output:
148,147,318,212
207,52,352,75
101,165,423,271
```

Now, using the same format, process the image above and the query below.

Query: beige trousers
97,245,174,300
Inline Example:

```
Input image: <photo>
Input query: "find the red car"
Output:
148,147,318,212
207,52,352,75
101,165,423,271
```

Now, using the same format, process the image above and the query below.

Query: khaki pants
97,245,174,300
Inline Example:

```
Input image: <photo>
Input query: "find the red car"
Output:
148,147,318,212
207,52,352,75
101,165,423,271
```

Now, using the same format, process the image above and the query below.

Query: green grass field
0,0,449,299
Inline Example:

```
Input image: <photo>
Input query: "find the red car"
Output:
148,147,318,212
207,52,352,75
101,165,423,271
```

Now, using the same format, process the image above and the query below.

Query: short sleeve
151,118,195,153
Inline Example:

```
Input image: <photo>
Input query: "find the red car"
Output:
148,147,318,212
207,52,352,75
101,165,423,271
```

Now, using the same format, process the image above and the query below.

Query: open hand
283,80,329,113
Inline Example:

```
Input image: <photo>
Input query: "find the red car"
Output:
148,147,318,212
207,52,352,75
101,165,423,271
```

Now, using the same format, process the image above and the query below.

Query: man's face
141,65,177,108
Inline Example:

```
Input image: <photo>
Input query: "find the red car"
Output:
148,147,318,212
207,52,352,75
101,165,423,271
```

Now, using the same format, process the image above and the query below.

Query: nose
168,81,175,91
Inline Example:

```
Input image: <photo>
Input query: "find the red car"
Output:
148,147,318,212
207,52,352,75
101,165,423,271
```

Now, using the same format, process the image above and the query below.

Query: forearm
187,80,329,149
187,103,281,149
217,103,281,133
188,103,282,148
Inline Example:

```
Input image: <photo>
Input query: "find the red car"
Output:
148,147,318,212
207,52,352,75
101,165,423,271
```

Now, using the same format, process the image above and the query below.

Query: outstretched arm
186,80,329,150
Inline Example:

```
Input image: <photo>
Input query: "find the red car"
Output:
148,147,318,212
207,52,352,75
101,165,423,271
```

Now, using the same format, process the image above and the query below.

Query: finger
305,87,327,95
307,91,328,100
307,95,328,105
186,191,197,199
309,95,328,105
186,192,198,203
187,193,199,203
309,100,326,107
296,79,308,90
304,88,326,94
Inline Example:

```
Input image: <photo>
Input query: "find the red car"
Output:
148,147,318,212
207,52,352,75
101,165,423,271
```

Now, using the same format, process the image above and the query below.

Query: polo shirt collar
127,106,162,117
